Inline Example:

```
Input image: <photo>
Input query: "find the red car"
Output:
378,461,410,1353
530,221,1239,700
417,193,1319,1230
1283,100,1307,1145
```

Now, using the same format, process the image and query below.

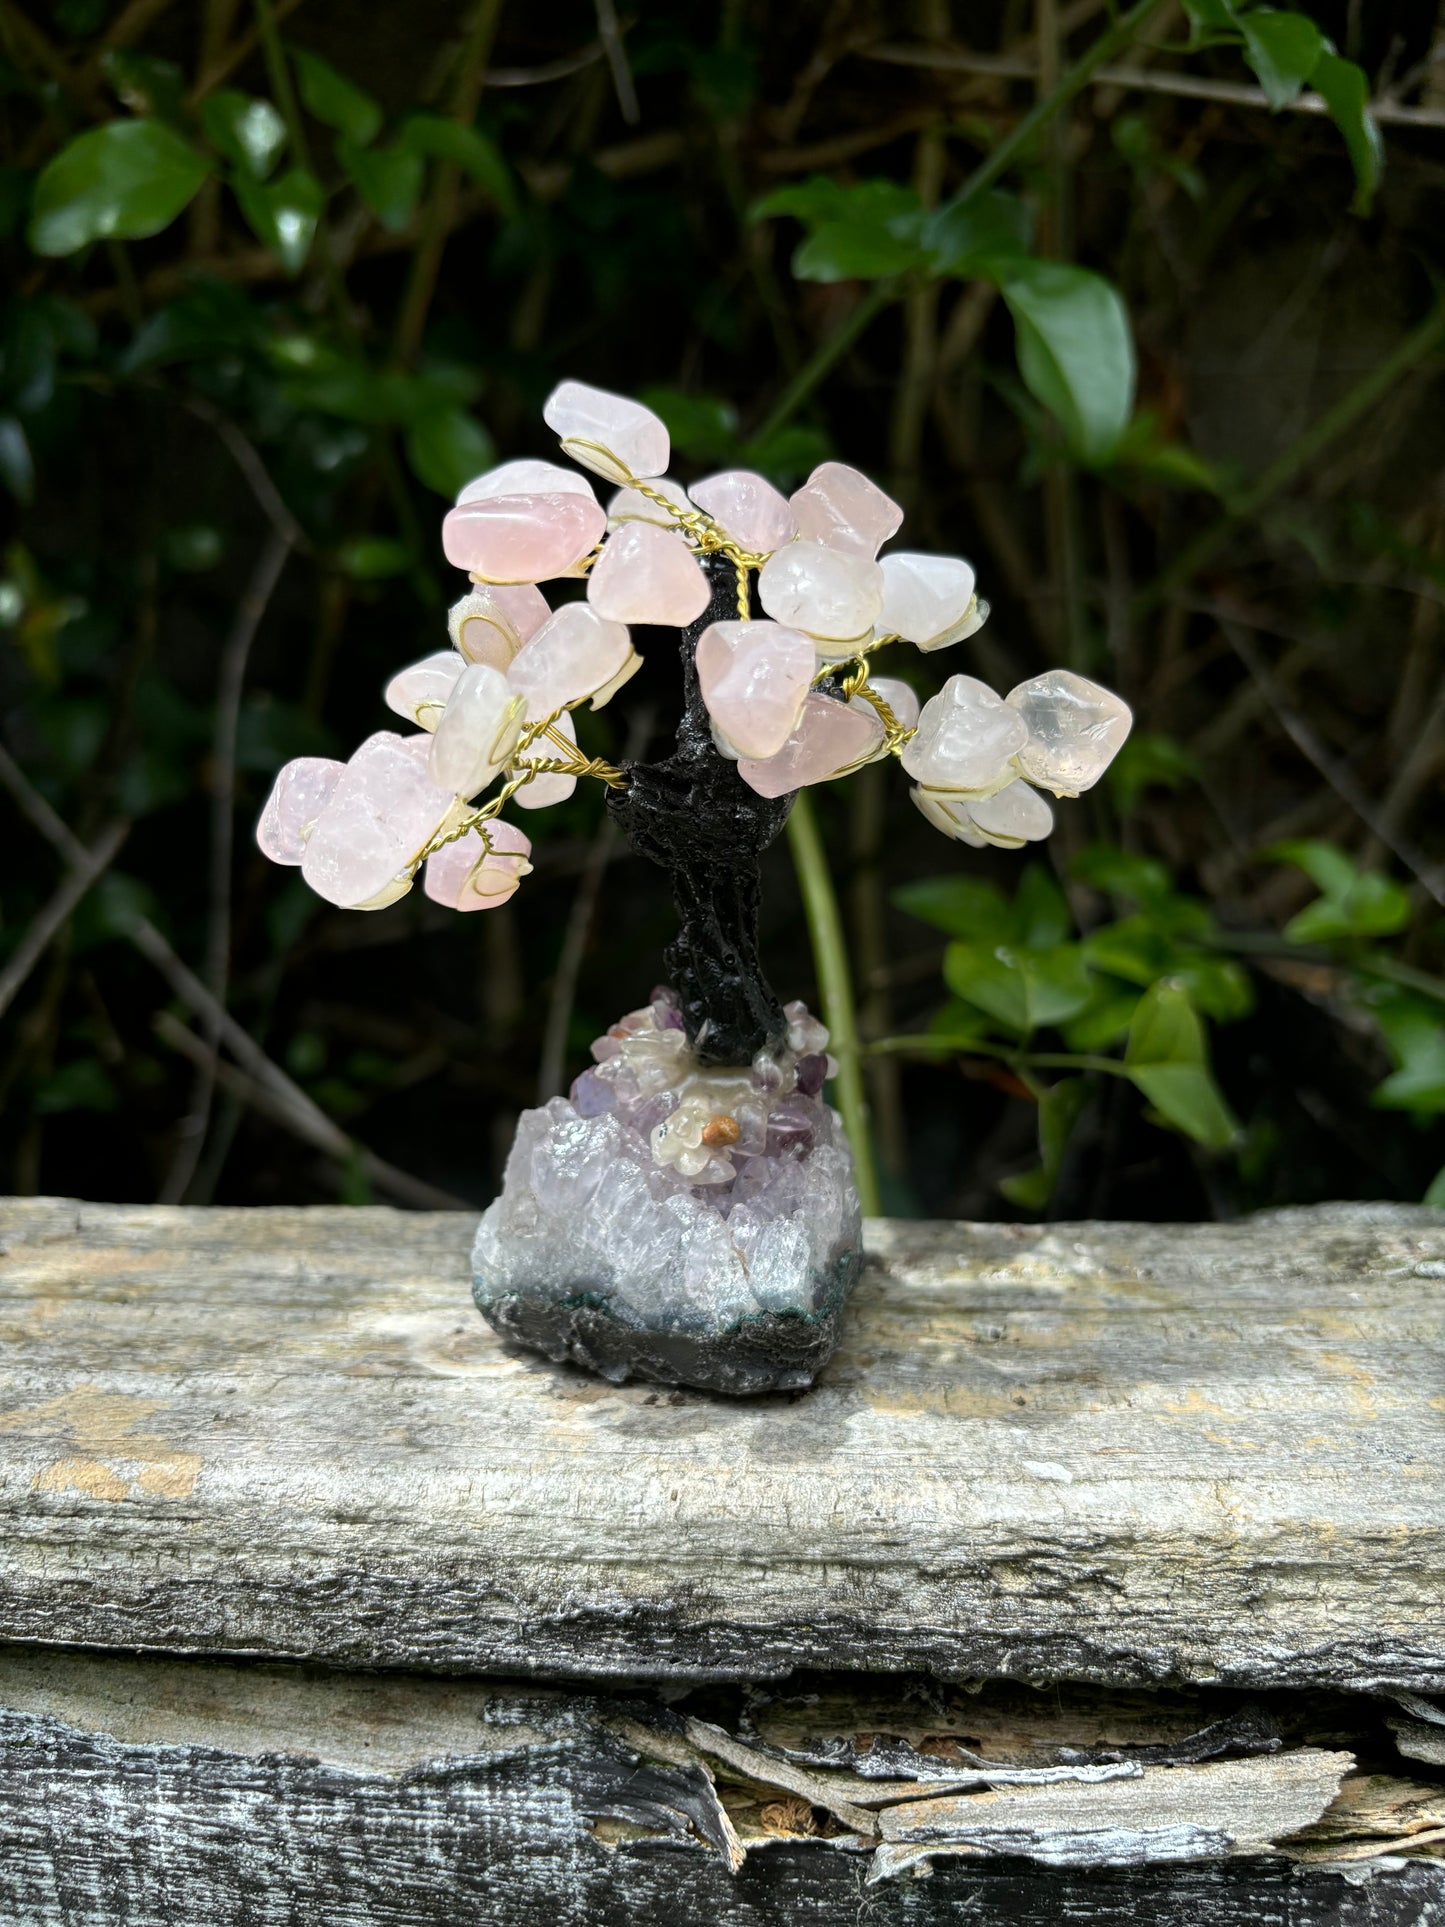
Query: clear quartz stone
911,785,988,847
441,492,606,583
512,708,576,810
877,551,977,646
1006,669,1133,796
448,585,550,670
900,673,1028,796
507,602,635,716
256,756,344,864
967,778,1054,847
689,470,796,554
428,662,527,800
384,650,465,731
301,732,460,910
695,618,815,760
789,462,902,558
586,520,710,625
737,692,883,797
456,459,596,506
921,594,990,654
864,675,920,732
424,818,532,911
542,380,670,484
606,478,691,527
758,541,884,644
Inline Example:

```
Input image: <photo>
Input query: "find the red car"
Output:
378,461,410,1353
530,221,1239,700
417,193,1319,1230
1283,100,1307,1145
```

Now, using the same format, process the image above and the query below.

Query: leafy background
1,0,1442,1221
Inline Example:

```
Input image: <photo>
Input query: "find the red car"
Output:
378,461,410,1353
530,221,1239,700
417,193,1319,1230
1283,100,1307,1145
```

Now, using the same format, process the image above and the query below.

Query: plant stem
1137,302,1445,615
752,0,1171,441
786,790,882,1217
866,1033,1133,1077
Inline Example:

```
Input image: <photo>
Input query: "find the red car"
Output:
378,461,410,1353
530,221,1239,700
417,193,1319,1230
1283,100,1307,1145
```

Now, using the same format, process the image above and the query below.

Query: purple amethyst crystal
570,1068,618,1117
795,1052,827,1097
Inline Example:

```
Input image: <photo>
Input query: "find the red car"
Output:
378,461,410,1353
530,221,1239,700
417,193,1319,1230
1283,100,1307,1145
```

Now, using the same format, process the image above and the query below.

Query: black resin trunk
606,553,792,1066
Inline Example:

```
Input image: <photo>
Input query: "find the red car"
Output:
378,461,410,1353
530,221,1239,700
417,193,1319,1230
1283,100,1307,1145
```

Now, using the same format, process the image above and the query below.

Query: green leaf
1012,864,1072,949
1239,10,1325,109
233,166,325,274
944,941,1093,1034
1369,993,1445,1115
1269,838,1357,897
922,189,1034,275
398,115,516,215
753,177,926,283
737,423,832,492
1124,982,1239,1148
1060,981,1141,1051
893,875,1013,944
339,137,423,231
291,47,381,146
337,536,411,580
0,416,34,504
29,119,211,255
1070,844,1174,906
202,90,286,179
1425,1166,1445,1209
405,406,495,497
1107,732,1201,814
925,997,997,1046
639,387,739,465
34,1058,119,1116
102,49,187,124
1181,0,1241,34
1310,51,1383,213
1273,841,1412,943
999,261,1135,464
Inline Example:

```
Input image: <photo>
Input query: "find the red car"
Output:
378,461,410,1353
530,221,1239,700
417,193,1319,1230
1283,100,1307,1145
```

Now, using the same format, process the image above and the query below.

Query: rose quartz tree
258,378,1132,1071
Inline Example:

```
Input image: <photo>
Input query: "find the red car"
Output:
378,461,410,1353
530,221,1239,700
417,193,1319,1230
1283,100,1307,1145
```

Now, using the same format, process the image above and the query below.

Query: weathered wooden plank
0,1197,1442,1687
1,1649,1442,1925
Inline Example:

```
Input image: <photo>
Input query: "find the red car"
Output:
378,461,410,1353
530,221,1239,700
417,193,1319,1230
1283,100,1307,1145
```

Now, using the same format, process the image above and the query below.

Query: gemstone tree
257,381,1132,1392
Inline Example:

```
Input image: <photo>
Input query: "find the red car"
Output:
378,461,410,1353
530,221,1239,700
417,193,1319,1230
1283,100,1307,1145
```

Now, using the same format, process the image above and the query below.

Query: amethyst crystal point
471,997,863,1394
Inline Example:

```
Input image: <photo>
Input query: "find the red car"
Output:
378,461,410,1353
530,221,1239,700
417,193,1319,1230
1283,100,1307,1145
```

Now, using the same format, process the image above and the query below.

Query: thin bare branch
593,0,639,125
0,821,130,1021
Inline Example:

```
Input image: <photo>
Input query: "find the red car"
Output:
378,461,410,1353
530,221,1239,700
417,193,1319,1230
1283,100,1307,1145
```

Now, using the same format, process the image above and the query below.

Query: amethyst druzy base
471,990,863,1395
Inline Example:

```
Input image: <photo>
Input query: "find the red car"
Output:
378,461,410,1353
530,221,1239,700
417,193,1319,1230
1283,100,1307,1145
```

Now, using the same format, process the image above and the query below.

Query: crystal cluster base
472,995,863,1395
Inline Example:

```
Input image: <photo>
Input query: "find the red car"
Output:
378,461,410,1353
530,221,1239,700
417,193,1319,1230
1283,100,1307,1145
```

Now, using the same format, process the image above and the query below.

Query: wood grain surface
0,1196,1442,1688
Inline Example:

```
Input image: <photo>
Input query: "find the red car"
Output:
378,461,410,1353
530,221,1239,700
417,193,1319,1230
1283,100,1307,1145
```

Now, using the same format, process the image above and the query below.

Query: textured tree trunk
606,554,792,1066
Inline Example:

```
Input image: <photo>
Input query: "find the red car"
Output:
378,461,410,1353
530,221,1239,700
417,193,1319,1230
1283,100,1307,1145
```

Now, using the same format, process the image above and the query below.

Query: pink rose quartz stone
424,820,532,911
300,732,458,910
456,459,595,506
542,381,670,485
384,651,465,730
429,662,526,800
758,541,884,645
256,756,344,864
695,619,815,760
689,470,796,554
448,584,551,669
587,520,710,625
738,693,884,798
512,708,577,809
789,462,902,559
441,492,606,583
507,603,635,715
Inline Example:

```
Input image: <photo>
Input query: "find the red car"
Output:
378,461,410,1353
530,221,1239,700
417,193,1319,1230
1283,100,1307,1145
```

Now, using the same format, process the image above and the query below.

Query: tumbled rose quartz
424,818,532,911
900,674,1028,797
256,756,344,864
507,602,635,715
587,520,710,625
512,707,576,810
542,380,670,485
738,692,883,797
689,470,796,555
1006,669,1133,796
967,778,1054,848
758,541,884,645
864,675,920,733
441,492,606,583
429,663,526,800
878,552,977,647
789,462,902,559
607,478,690,527
385,650,465,730
301,732,459,910
456,459,595,506
912,785,987,847
924,594,990,654
695,619,814,760
448,585,550,670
